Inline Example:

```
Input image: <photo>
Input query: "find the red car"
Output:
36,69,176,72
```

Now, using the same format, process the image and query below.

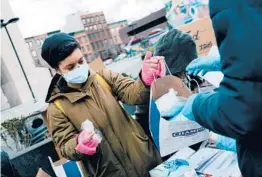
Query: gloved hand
215,134,237,152
142,51,166,86
181,94,198,121
186,55,221,76
75,130,100,155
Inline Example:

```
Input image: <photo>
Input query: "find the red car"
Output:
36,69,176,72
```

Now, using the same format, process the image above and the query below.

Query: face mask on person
63,63,89,84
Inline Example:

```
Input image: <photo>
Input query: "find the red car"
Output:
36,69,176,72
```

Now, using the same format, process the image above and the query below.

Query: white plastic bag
81,120,102,143
155,89,187,118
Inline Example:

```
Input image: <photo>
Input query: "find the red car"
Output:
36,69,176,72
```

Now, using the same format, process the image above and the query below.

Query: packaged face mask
155,89,187,118
81,120,102,143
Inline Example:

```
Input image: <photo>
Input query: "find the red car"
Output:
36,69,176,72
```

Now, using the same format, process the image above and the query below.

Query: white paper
187,148,220,169
187,148,241,177
159,114,209,157
201,71,224,88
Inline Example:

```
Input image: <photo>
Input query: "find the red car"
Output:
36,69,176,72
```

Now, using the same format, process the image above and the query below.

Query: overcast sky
10,0,164,38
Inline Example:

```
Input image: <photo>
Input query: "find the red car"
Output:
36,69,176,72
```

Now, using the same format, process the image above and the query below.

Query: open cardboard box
36,168,51,177
48,157,85,177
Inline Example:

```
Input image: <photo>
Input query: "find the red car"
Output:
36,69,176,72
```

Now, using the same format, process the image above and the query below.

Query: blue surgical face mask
63,63,89,84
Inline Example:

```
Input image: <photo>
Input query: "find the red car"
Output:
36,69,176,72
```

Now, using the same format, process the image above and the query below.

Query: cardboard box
48,157,85,177
178,17,217,56
36,168,51,177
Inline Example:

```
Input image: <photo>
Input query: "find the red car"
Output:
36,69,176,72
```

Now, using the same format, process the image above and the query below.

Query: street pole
1,19,36,101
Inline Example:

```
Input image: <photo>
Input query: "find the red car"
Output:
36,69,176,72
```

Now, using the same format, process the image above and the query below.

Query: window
82,46,86,52
84,36,88,43
100,15,104,21
104,39,108,44
85,27,88,31
31,50,37,57
91,17,94,23
88,34,92,40
27,41,33,48
100,32,104,38
110,28,115,34
106,30,111,37
95,33,99,39
87,45,91,51
98,41,103,48
91,43,95,50
103,23,107,28
82,19,86,25
86,18,90,23
96,16,99,22
36,39,41,46
93,25,97,30
94,42,99,49
92,33,96,41
97,32,101,38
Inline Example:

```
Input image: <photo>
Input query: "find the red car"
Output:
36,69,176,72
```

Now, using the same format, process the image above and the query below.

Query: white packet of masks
81,120,102,143
155,89,187,118
81,119,95,132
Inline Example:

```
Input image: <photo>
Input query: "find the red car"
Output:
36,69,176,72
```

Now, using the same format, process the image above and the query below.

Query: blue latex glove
181,94,198,121
216,135,237,152
186,55,221,76
164,159,189,173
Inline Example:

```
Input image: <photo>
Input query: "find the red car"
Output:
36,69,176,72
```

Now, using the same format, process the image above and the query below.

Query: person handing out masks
164,0,262,176
41,33,165,177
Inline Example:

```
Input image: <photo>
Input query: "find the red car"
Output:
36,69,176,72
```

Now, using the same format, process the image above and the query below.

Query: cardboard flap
36,168,51,177
151,75,192,101
53,158,68,166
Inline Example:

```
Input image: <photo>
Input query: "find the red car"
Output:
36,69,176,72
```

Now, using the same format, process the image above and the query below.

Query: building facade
25,29,100,69
25,34,47,67
108,20,128,45
1,0,52,110
71,30,94,62
63,11,114,60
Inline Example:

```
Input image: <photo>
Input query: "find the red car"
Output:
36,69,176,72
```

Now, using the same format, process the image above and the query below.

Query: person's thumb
144,51,152,60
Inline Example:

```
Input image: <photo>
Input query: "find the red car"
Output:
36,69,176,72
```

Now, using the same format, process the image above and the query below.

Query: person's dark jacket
192,1,262,176
1,151,15,177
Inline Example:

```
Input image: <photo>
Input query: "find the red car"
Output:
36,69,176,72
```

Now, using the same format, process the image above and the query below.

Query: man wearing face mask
41,33,164,177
